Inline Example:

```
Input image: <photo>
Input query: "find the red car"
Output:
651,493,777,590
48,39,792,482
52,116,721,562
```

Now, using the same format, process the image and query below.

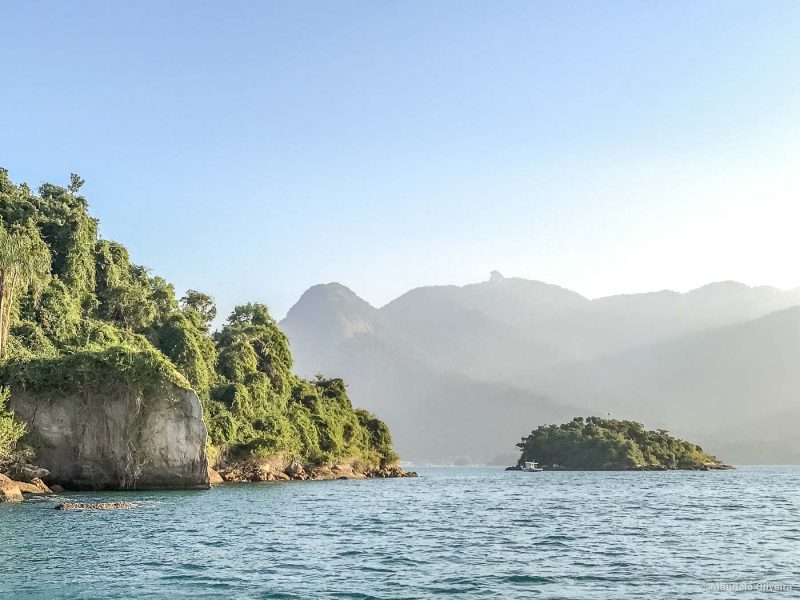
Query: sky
2,1,800,319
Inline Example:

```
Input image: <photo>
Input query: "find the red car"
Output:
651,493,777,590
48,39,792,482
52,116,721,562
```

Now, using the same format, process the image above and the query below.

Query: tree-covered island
512,417,732,471
0,168,411,499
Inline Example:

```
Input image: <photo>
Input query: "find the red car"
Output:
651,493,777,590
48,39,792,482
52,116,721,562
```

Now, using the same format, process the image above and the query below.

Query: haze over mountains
281,273,800,465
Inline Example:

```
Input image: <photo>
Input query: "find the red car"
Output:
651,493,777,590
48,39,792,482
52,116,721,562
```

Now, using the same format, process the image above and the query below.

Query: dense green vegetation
516,417,721,470
0,168,397,467
0,388,25,460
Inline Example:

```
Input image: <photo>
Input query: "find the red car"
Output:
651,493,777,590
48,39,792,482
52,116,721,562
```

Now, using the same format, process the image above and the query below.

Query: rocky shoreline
0,459,417,504
212,459,417,483
55,501,138,510
505,462,735,472
0,464,58,503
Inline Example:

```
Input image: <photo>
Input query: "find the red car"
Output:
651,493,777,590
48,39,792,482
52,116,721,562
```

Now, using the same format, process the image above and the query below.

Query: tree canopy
516,416,721,470
0,387,25,461
0,223,51,360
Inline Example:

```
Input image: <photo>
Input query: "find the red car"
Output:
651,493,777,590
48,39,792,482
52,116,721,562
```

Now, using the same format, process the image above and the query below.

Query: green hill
0,168,397,470
515,417,729,470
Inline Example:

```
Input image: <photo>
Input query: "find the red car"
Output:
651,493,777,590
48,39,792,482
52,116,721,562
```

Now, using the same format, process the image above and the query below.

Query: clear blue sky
3,1,800,319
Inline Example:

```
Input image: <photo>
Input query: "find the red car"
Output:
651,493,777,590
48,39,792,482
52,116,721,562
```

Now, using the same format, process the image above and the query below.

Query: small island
509,417,732,471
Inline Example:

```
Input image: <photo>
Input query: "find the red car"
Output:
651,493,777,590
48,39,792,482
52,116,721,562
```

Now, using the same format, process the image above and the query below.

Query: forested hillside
0,168,396,469
515,417,726,470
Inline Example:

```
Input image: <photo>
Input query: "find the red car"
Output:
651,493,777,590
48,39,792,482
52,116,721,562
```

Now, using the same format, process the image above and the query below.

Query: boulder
6,463,50,483
13,480,51,494
310,465,334,480
363,464,416,478
387,465,406,477
0,480,23,503
252,465,273,482
285,461,306,479
31,477,52,493
208,467,224,485
217,465,248,482
331,464,365,480
216,461,279,482
50,484,64,493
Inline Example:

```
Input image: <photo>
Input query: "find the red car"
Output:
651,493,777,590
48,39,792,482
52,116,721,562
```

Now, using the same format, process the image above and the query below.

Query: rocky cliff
2,349,210,490
10,386,209,490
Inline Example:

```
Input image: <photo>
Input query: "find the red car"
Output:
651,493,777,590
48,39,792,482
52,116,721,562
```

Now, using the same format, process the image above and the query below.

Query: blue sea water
1,466,798,599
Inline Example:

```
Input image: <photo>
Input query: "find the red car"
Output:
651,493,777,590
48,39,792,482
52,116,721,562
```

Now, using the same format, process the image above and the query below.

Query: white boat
521,461,543,472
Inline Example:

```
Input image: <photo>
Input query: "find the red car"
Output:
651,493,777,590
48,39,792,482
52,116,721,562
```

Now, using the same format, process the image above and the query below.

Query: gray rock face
10,386,209,490
5,463,50,483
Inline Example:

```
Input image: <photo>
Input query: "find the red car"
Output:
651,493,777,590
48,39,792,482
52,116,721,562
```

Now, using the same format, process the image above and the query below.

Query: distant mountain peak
690,281,751,293
281,282,376,343
286,282,376,316
303,281,364,299
489,270,505,283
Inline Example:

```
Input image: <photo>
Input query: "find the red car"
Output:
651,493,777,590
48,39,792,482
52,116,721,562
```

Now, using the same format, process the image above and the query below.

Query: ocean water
1,466,798,599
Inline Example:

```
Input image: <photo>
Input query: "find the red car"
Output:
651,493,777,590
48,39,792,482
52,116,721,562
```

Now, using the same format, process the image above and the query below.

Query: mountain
283,288,581,463
283,283,377,370
280,274,800,464
376,273,588,382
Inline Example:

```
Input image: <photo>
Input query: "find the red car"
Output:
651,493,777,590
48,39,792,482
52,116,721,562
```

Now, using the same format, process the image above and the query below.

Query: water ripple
1,466,799,599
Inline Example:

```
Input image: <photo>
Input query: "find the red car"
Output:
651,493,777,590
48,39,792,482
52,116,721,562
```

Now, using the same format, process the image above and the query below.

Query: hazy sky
3,1,799,318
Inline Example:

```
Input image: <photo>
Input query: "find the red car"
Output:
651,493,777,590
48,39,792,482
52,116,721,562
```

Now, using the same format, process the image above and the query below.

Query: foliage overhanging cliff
0,168,397,467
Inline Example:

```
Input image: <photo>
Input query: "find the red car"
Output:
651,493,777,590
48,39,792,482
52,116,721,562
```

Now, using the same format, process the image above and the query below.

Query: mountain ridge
281,274,800,463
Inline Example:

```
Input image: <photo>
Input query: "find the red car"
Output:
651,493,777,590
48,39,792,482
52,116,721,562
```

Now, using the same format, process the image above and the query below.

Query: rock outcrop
13,478,52,494
9,385,210,490
208,467,224,485
0,474,23,503
5,463,50,482
285,461,306,479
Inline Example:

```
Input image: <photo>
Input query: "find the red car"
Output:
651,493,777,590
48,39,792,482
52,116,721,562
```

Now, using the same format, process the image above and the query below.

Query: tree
0,224,51,360
0,387,25,460
224,302,273,327
180,289,217,330
68,173,85,194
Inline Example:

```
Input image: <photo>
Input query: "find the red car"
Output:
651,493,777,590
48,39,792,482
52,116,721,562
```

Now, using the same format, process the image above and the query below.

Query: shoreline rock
55,501,137,510
1,469,54,503
208,467,224,485
0,474,23,503
214,458,417,483
12,478,52,495
4,463,50,483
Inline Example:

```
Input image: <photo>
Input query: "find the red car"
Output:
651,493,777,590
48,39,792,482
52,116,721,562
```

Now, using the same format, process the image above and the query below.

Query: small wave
504,574,559,584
